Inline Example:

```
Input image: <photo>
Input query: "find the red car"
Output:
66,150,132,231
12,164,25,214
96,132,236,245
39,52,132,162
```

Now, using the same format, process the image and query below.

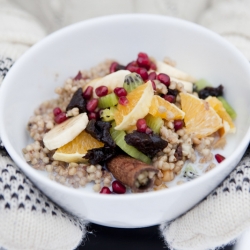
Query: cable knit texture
0,142,86,250
161,147,250,250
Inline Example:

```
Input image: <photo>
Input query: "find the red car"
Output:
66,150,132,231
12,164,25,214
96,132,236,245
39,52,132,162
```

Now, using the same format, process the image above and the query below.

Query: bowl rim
1,13,250,201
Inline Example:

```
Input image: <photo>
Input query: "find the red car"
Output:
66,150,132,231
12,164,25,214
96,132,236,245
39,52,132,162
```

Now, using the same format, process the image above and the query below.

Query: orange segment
114,81,154,130
53,130,104,163
148,95,185,120
206,96,236,137
180,93,223,138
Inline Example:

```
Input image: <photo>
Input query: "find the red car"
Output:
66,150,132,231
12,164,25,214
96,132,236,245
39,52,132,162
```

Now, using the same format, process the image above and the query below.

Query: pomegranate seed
54,112,67,124
119,96,128,105
136,119,147,133
88,112,99,120
73,71,82,80
82,86,93,99
151,80,156,90
157,73,170,86
215,154,225,163
100,187,112,194
126,65,139,73
109,62,126,73
145,127,153,134
137,52,150,70
53,107,62,116
148,72,157,81
86,98,98,112
174,120,184,131
126,60,138,68
114,87,127,97
150,62,157,71
136,68,148,81
95,86,108,97
164,95,176,103
112,180,126,194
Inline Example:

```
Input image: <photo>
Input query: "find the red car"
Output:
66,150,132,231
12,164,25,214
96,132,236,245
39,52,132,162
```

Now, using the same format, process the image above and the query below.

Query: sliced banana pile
43,112,89,150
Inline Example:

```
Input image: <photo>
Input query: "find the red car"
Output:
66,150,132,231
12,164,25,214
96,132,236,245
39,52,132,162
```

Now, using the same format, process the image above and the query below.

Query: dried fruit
198,85,223,99
66,88,86,113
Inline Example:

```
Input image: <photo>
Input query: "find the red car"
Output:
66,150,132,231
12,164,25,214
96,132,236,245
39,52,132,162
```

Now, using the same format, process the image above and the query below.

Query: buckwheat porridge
23,52,236,194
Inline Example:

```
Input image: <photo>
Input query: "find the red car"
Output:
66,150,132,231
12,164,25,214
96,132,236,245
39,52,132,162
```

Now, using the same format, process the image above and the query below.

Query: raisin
66,88,86,113
174,144,183,160
198,84,224,99
85,120,115,147
167,89,179,97
124,131,168,158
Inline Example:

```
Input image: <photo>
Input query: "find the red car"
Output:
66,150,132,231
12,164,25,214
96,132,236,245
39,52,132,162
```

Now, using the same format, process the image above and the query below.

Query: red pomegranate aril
151,80,156,90
148,72,157,81
164,94,176,103
112,180,126,194
86,98,98,112
126,65,139,73
157,73,170,87
95,86,108,97
136,68,148,81
150,61,157,71
174,120,184,131
82,86,93,99
215,154,225,163
88,112,99,120
114,87,127,97
100,187,112,194
53,107,62,116
54,112,67,124
119,96,128,105
109,62,126,73
126,60,138,68
73,71,82,80
136,118,147,133
137,52,150,70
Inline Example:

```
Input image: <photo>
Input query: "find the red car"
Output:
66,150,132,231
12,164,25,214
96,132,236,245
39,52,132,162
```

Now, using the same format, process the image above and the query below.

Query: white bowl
1,14,250,228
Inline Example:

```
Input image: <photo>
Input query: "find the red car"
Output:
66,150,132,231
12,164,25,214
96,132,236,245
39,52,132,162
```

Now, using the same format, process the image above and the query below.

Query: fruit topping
198,84,223,99
82,86,93,99
98,92,118,109
114,87,127,97
123,73,144,93
112,180,126,194
136,118,147,133
100,107,116,122
215,153,225,163
118,96,128,106
53,107,62,116
66,88,87,113
86,98,98,112
124,131,168,158
73,71,82,80
157,73,170,87
54,112,67,124
174,120,184,131
144,114,163,134
86,120,115,147
109,62,126,73
217,96,237,120
95,85,108,97
100,187,112,194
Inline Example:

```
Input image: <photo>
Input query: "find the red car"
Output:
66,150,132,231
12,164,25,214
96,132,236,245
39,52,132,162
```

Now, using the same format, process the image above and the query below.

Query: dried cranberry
100,187,112,194
136,68,148,81
114,87,127,97
157,73,170,86
95,86,108,97
112,180,126,194
136,119,147,133
148,72,157,80
215,154,225,163
82,86,93,99
119,96,128,105
164,95,176,103
53,107,62,116
174,120,184,131
73,71,82,80
54,112,67,124
86,99,98,112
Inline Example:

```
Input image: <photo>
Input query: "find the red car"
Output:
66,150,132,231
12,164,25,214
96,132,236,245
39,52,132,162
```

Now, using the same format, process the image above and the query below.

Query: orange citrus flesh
206,96,236,137
114,81,154,130
180,93,223,138
149,95,185,120
53,130,104,163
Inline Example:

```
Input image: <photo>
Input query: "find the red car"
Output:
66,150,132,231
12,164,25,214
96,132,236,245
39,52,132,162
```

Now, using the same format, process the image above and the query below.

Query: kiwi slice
218,96,237,120
100,107,117,121
98,93,118,109
194,79,212,91
145,114,164,134
123,73,144,93
110,125,151,164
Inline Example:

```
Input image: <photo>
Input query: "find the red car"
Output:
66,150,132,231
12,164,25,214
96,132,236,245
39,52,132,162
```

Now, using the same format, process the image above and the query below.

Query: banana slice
156,61,196,82
170,77,193,93
83,70,130,98
43,112,89,150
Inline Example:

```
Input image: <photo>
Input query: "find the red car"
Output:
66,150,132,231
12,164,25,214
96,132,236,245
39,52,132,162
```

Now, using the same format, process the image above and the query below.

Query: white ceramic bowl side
1,14,250,228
